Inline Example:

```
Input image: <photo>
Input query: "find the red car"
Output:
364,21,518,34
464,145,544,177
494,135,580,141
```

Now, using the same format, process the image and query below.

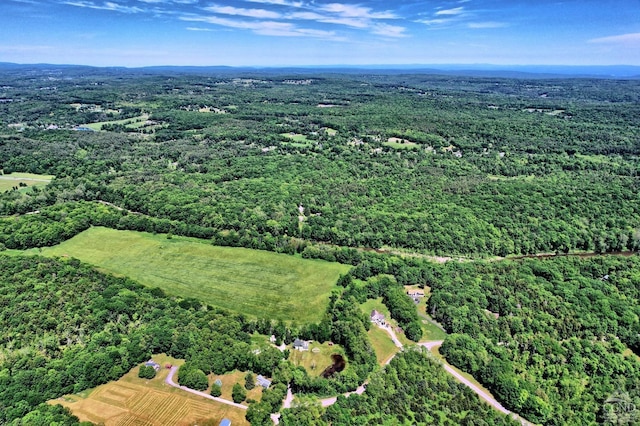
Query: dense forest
1,66,639,425
319,348,520,426
1,67,639,256
432,256,640,424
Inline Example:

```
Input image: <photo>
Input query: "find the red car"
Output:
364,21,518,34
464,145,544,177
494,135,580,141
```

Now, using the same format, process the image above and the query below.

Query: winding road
418,341,534,426
163,339,533,425
165,366,248,410
314,333,534,425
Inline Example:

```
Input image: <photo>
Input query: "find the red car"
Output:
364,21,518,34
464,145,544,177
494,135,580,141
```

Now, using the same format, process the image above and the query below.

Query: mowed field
0,172,53,192
83,113,150,131
51,355,249,426
288,341,344,377
39,227,350,322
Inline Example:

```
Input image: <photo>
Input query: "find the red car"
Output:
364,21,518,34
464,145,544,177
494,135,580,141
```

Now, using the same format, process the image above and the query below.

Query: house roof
256,375,272,388
219,419,232,426
370,309,385,319
293,338,308,347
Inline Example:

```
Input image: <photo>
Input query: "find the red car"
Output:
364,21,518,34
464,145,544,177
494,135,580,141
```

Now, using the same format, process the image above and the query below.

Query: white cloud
61,0,403,41
285,2,398,32
181,14,340,39
435,7,464,16
246,0,304,7
589,33,640,44
468,21,507,29
418,18,454,26
289,11,368,28
186,26,214,31
371,23,407,38
62,1,143,13
205,4,281,19
319,3,396,19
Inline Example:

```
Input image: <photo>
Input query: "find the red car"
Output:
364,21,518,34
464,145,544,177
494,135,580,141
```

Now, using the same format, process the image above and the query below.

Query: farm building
293,338,309,351
256,375,272,389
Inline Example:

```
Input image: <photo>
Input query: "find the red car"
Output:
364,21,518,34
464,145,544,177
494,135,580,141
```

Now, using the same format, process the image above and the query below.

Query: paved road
165,366,248,410
420,340,444,350
319,381,368,407
418,342,535,426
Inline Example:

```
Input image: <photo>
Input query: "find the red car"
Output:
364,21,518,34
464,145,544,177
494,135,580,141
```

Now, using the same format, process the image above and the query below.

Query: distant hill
0,62,638,79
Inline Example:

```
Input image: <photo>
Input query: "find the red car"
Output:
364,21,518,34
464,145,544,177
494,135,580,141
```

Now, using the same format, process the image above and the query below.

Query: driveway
165,366,248,410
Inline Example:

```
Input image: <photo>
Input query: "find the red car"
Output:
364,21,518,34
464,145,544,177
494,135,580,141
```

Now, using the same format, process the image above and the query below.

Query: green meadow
280,133,312,147
0,172,53,192
383,138,418,150
83,114,150,131
34,227,350,322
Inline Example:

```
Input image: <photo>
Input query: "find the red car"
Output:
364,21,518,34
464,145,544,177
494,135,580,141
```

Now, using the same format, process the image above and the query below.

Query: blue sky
1,0,639,66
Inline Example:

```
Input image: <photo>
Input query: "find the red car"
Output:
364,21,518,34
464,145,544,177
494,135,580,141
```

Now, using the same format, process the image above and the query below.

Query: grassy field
367,326,399,365
0,172,53,192
280,133,311,144
384,137,418,150
84,114,150,131
210,370,263,402
360,298,390,320
51,354,249,426
35,227,349,322
414,286,448,341
288,341,344,377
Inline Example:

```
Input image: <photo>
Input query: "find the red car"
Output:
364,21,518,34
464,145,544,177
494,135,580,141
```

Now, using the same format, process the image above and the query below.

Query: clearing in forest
83,114,151,131
39,227,349,322
51,354,249,426
384,137,418,150
0,172,53,192
288,341,344,376
280,132,312,147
